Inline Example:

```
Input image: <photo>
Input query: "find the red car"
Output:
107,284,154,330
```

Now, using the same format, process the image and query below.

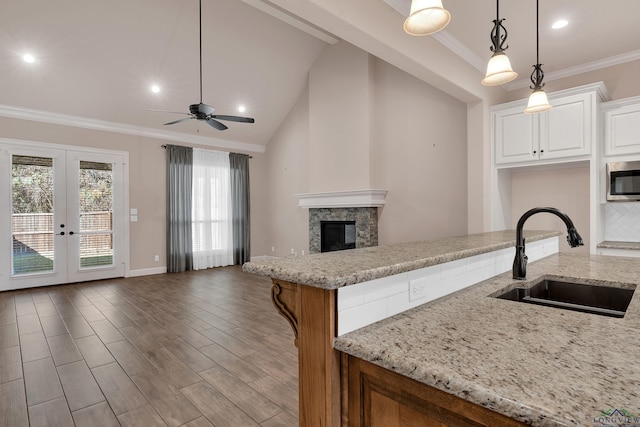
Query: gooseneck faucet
513,207,583,280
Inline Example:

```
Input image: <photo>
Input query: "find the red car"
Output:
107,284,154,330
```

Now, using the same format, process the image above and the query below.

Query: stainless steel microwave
607,161,640,201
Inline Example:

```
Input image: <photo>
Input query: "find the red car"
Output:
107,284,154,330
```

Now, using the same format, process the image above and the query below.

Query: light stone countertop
334,253,640,426
242,230,560,289
597,241,640,251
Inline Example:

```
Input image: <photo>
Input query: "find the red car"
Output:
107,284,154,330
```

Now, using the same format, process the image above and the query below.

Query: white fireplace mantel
294,189,387,208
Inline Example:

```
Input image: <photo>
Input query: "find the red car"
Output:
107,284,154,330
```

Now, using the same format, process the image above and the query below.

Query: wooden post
271,280,341,427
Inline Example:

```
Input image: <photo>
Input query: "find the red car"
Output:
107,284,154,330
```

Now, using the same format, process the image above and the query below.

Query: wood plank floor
0,266,299,427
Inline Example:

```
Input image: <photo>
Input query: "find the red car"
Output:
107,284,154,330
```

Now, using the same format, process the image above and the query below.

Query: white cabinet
493,83,606,166
540,92,594,160
493,102,538,164
602,96,640,156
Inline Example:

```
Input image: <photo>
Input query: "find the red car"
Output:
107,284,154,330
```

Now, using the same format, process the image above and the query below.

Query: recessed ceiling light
552,19,568,29
22,53,35,64
238,105,246,113
151,85,160,94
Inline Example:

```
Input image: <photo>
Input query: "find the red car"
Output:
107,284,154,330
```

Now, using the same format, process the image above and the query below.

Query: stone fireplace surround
309,208,378,254
294,190,387,254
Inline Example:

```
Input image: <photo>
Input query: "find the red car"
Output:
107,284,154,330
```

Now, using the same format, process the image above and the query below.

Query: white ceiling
0,0,327,149
2,0,640,150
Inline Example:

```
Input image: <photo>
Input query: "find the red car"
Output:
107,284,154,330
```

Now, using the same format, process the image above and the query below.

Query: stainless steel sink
495,278,636,318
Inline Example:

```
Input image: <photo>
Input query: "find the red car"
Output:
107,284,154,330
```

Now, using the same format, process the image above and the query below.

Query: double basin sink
495,277,636,318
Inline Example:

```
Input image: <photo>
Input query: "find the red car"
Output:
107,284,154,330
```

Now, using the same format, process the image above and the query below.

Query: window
191,149,233,269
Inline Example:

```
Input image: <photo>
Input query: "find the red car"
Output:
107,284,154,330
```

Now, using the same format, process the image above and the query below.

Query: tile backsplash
605,202,640,242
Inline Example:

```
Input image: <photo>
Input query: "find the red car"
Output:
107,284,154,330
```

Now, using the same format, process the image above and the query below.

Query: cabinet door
539,93,592,160
345,355,528,427
494,105,538,165
604,102,640,156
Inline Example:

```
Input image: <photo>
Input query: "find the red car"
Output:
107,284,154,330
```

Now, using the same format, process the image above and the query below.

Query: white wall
370,57,468,245
308,41,372,192
511,165,590,254
263,87,311,258
264,42,469,256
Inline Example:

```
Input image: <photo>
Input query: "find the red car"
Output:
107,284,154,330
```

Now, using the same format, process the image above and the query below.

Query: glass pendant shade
482,52,518,86
524,89,552,113
403,0,451,36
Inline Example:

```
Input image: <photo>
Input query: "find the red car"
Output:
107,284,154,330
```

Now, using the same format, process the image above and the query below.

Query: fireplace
295,190,386,254
321,221,356,252
309,207,378,254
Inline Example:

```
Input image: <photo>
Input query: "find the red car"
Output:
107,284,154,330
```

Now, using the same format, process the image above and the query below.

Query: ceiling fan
149,0,254,131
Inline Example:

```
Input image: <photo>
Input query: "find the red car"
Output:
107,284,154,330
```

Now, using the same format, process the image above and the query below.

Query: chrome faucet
513,207,583,280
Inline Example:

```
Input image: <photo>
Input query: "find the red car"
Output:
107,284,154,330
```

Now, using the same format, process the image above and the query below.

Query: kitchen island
335,252,640,426
243,230,565,426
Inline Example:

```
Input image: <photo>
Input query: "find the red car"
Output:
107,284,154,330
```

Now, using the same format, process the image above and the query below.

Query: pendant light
524,0,552,113
404,0,451,36
481,0,517,86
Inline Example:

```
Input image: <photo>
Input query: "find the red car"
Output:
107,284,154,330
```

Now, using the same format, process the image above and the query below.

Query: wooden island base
343,355,527,427
270,279,341,427
270,279,527,427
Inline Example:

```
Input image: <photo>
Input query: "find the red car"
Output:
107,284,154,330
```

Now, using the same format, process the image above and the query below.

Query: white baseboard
126,266,167,277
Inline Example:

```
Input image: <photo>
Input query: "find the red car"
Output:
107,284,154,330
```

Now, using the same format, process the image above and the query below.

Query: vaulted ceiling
2,0,639,151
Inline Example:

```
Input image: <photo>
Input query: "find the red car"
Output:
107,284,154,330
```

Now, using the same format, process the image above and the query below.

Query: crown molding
601,94,640,111
503,49,640,91
295,189,388,208
0,104,266,154
432,30,486,73
382,0,485,72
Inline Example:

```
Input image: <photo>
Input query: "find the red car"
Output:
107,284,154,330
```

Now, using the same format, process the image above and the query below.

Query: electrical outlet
301,250,305,256
154,255,160,262
291,248,295,254
271,246,275,252
409,281,426,302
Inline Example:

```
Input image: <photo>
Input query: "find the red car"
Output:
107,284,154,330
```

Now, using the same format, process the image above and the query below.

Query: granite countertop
334,253,640,426
242,230,559,289
597,241,640,251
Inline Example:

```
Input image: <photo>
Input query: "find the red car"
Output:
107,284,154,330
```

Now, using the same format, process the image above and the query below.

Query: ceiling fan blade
164,117,194,125
146,109,191,115
210,115,255,123
205,118,228,131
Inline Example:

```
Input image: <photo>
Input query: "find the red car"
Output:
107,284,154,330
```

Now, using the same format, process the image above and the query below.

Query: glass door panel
78,161,114,269
11,155,56,274
0,143,68,290
66,151,124,283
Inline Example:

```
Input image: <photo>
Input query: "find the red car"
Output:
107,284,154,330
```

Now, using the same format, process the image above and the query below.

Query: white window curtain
191,148,233,270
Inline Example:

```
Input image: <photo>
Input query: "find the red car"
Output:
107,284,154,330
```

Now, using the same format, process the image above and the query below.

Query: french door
0,141,126,291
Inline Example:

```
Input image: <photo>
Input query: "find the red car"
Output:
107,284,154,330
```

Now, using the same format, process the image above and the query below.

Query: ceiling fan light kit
524,0,552,114
481,0,517,86
403,0,451,36
150,0,255,131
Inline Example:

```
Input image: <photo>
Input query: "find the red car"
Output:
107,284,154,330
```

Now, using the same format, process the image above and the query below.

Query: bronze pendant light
524,0,552,113
482,0,517,86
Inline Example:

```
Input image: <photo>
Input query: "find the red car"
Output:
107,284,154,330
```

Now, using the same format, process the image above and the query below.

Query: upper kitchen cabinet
602,95,640,157
493,82,608,167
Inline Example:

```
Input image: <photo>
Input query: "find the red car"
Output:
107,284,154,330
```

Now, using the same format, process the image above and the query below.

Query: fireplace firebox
321,221,356,253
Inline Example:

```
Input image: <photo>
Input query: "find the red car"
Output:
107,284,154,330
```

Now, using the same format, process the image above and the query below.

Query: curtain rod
161,145,252,158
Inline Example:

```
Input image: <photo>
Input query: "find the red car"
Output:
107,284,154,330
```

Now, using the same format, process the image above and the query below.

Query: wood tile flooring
0,266,299,427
